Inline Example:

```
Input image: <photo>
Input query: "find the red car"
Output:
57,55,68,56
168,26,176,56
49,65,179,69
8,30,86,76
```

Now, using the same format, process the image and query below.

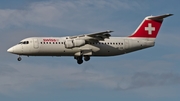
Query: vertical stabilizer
129,14,173,38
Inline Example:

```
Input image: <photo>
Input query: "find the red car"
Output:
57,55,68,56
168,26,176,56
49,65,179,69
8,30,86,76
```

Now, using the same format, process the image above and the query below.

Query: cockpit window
18,41,29,44
18,42,23,44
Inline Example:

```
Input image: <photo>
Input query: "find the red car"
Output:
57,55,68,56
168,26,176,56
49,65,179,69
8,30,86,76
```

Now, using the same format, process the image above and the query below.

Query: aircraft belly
91,45,124,56
93,49,123,56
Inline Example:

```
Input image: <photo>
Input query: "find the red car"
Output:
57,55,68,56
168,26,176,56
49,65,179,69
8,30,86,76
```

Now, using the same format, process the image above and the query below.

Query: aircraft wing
68,30,113,41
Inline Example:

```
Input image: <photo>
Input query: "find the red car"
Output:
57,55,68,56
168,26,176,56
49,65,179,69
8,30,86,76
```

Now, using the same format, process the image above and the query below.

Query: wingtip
106,30,113,33
167,13,173,16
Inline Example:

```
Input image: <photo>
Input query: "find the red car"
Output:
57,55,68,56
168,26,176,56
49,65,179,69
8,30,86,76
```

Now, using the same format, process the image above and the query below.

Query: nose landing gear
17,56,22,61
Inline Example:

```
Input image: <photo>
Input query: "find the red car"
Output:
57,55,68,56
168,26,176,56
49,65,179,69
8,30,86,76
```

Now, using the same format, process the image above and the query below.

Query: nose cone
7,47,14,53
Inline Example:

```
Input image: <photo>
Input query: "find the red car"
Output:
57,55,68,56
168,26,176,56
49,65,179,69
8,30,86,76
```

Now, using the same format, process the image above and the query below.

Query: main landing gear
84,55,90,61
74,55,90,64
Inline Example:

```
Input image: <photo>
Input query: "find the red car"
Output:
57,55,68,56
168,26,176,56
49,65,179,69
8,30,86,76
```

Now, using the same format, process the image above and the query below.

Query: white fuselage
8,37,155,57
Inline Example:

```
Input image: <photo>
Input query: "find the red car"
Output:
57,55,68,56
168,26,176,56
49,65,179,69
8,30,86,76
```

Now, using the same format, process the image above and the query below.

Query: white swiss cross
145,23,155,35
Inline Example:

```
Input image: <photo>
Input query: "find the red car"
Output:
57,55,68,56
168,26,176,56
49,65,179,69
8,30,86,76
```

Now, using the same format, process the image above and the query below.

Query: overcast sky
1,0,180,101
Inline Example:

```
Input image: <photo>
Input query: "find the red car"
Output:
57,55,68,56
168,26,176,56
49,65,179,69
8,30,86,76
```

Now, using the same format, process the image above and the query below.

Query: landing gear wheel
76,56,83,64
84,56,90,61
77,60,83,64
17,57,22,61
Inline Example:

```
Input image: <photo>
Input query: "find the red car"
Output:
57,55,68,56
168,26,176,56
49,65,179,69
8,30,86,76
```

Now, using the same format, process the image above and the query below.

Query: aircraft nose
7,47,14,53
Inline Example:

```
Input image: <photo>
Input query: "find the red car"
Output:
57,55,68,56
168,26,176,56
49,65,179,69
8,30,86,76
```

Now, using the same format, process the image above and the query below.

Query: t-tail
129,14,173,41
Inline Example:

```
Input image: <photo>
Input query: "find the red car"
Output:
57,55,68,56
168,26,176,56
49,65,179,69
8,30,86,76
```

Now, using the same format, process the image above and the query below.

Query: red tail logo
129,19,162,38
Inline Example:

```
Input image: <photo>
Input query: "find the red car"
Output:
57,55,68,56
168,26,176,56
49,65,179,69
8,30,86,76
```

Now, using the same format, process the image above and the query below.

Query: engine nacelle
64,40,74,48
73,39,85,47
64,39,85,48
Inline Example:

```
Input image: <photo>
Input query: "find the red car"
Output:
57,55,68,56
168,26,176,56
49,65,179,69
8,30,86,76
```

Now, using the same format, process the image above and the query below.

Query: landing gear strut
17,56,22,61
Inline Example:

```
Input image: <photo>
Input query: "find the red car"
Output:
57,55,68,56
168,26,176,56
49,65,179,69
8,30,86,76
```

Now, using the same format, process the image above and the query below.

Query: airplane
7,14,173,64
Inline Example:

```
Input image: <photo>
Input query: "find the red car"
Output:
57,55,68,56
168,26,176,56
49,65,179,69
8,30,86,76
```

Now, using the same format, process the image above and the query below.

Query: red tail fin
129,14,173,38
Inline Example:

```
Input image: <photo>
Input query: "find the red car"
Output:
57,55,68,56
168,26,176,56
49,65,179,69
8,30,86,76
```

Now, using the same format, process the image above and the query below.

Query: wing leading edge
68,30,113,41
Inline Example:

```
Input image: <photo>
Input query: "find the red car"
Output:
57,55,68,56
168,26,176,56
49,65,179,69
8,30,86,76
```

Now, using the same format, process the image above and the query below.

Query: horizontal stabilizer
147,14,173,20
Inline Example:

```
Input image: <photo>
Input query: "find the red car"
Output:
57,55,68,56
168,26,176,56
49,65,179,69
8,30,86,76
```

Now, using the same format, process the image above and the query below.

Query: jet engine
65,39,86,48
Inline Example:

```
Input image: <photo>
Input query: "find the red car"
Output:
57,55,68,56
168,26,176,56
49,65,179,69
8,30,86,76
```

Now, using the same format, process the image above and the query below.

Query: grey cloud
116,72,180,90
158,33,180,47
0,0,142,31
0,60,179,96
163,53,180,60
0,63,18,75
